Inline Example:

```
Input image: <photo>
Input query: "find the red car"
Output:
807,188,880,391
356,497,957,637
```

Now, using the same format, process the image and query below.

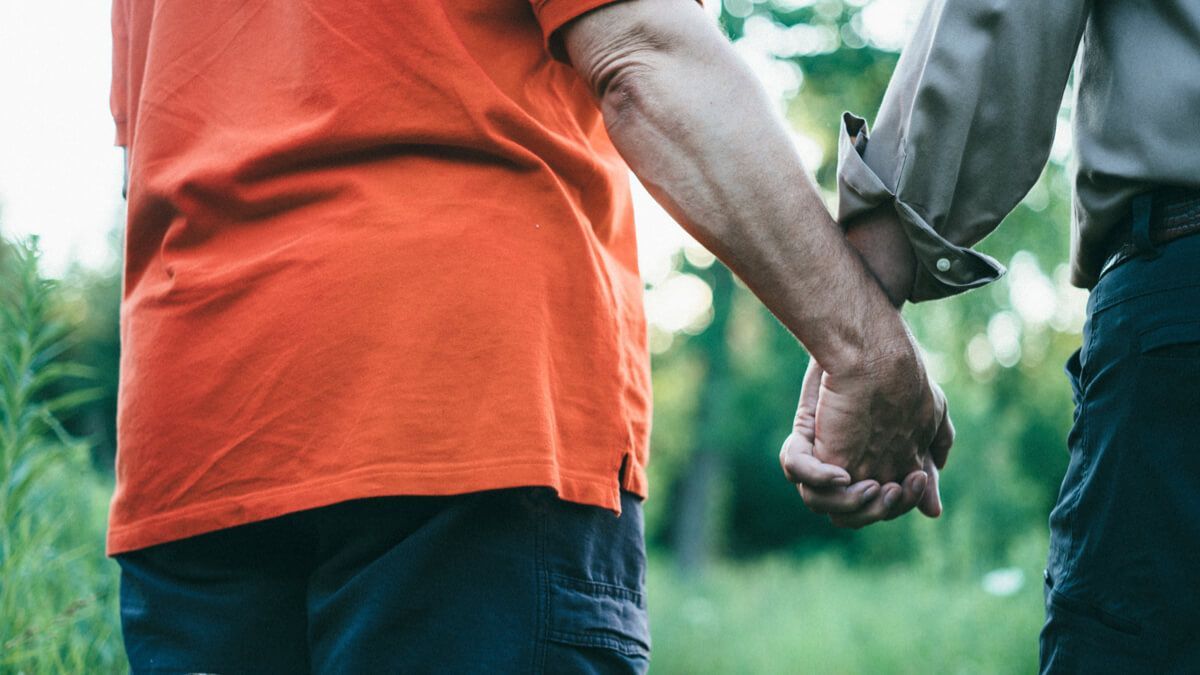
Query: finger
829,482,903,529
780,434,852,487
929,386,955,470
800,480,880,514
777,437,854,482
792,359,824,435
882,470,927,521
918,454,943,518
782,359,851,488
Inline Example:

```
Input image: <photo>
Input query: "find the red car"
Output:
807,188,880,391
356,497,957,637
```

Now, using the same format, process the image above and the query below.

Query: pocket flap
1139,321,1200,355
546,573,650,657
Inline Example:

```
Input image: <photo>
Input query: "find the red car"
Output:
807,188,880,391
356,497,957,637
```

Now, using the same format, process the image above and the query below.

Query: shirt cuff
836,112,1005,303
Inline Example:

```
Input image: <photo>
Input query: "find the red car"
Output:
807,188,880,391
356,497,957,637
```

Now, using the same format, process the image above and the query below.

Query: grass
647,549,1047,675
0,465,125,674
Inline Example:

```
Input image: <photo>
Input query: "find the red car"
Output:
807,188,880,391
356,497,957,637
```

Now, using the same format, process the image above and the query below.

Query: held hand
780,201,952,527
780,357,953,527
815,332,945,482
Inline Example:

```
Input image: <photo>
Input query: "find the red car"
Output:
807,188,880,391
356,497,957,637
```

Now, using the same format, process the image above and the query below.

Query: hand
778,203,951,528
780,356,953,528
817,331,949,484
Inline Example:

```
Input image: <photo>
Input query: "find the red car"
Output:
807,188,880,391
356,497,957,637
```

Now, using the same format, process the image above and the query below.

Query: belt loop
1131,192,1160,258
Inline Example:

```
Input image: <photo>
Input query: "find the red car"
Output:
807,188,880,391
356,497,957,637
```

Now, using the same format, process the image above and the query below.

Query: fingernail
883,487,899,509
861,485,879,502
912,473,927,494
832,472,851,486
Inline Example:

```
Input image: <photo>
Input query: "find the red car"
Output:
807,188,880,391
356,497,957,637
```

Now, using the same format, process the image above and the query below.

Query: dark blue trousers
115,488,649,674
1041,234,1200,673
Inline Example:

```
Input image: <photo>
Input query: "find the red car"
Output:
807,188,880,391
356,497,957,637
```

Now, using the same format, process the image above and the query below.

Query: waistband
1097,187,1200,281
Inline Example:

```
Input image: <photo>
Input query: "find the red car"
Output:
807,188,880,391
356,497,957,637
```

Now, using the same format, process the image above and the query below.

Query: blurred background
1,0,1086,672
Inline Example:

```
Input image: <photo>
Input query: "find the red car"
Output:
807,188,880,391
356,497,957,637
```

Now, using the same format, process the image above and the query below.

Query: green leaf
41,388,106,416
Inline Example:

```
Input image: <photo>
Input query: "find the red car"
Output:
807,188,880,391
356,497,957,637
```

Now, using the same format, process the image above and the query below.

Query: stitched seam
546,629,648,656
534,494,549,675
547,573,645,604
1091,279,1200,315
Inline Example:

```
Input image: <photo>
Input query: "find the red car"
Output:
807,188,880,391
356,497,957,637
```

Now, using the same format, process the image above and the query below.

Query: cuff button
936,258,952,272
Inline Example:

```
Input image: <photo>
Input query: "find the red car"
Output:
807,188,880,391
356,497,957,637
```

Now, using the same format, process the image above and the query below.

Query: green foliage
56,231,124,472
0,237,126,673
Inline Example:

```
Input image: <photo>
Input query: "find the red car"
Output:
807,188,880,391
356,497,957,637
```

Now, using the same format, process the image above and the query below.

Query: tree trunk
670,263,735,576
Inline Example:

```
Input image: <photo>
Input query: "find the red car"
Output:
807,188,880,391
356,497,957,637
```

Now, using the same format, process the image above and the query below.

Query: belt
1099,187,1200,280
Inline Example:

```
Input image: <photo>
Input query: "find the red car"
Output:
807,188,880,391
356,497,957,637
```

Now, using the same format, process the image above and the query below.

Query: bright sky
0,0,124,276
0,0,920,282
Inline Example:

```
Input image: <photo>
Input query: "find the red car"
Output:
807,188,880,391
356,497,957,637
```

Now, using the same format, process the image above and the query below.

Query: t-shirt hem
105,460,645,557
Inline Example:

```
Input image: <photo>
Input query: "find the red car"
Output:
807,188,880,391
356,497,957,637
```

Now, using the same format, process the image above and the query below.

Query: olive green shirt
836,0,1200,301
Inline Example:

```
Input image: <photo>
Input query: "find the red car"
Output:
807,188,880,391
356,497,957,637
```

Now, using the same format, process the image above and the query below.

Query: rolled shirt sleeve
837,0,1091,302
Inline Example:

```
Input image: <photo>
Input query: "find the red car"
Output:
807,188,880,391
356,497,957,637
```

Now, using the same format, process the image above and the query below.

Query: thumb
781,359,851,488
792,358,823,436
780,429,851,487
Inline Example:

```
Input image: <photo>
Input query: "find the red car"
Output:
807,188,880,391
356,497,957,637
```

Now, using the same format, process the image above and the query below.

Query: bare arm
561,0,951,493
564,0,906,378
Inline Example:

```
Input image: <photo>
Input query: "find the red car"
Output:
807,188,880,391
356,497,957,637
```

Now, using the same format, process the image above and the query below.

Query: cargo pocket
1041,582,1158,673
1046,584,1141,637
542,572,650,674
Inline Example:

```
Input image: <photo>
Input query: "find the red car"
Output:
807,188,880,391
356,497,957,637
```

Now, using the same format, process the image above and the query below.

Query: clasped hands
779,206,955,528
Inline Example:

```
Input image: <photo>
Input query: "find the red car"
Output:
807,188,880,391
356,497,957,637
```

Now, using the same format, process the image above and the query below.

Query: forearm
565,6,909,373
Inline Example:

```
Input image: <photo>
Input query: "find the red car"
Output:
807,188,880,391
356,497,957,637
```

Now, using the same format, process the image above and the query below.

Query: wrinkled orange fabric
107,0,649,556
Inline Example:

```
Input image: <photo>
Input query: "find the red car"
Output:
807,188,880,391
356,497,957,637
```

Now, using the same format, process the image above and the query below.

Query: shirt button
936,258,952,272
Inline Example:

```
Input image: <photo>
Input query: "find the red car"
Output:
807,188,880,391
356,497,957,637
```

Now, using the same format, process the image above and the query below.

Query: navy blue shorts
1041,234,1200,672
115,488,649,674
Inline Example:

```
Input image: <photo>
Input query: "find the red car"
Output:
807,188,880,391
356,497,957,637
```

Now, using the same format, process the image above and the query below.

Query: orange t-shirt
107,0,650,556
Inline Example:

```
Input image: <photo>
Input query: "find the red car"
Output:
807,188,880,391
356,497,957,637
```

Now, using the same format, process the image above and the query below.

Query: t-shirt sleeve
111,0,129,147
530,0,627,60
531,0,703,62
537,0,628,48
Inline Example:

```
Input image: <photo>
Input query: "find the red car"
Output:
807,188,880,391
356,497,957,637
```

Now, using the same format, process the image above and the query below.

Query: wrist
845,205,916,307
818,302,917,378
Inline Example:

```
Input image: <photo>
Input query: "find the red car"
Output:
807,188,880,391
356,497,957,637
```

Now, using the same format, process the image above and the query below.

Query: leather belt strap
1099,187,1200,280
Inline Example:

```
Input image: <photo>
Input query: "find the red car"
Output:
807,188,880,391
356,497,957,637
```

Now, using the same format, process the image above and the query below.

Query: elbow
562,0,720,119
596,57,656,122
571,17,689,114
